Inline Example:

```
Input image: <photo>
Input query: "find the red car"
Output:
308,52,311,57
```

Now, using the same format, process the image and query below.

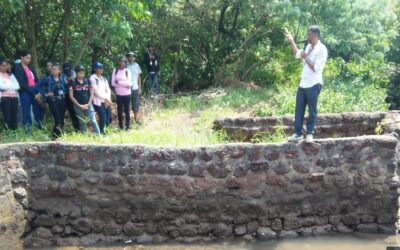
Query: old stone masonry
1,111,400,249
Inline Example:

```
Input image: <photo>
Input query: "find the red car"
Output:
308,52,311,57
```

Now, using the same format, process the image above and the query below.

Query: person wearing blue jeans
148,73,159,96
294,83,322,137
19,90,43,128
68,65,100,134
73,104,99,134
93,103,112,133
13,50,43,133
90,61,112,134
285,26,328,143
143,44,160,96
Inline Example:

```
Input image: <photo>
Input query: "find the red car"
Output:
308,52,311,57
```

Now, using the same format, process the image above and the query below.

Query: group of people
1,25,328,143
0,44,161,139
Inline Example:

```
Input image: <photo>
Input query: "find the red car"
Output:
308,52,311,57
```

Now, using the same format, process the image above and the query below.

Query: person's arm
104,79,112,107
9,75,20,90
138,75,142,92
86,87,94,109
15,65,34,95
37,77,49,97
156,54,160,73
104,79,112,101
90,76,106,101
138,65,142,94
0,76,19,91
111,69,117,87
308,47,328,73
286,33,299,55
285,30,306,59
0,77,7,90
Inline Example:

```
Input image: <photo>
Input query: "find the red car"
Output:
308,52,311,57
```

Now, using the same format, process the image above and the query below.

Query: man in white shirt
126,51,142,123
286,25,328,143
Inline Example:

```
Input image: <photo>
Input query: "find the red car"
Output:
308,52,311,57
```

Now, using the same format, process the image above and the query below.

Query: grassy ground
0,82,389,146
59,87,275,146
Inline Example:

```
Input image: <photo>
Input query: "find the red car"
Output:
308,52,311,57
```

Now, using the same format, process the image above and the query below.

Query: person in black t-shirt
143,44,160,96
61,62,80,132
68,65,100,134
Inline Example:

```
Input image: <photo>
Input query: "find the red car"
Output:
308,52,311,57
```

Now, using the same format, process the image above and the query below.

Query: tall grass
0,83,389,146
253,81,389,117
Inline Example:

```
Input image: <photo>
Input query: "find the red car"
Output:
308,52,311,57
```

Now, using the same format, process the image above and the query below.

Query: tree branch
241,59,269,80
72,27,98,68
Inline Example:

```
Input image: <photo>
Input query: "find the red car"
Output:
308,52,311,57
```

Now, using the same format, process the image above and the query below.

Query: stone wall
0,135,399,248
213,112,393,141
0,154,27,250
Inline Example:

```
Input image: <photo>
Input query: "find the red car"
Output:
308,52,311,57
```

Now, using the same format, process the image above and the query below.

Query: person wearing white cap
126,51,142,123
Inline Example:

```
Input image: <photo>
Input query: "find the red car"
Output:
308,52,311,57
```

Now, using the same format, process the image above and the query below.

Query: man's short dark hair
308,25,321,37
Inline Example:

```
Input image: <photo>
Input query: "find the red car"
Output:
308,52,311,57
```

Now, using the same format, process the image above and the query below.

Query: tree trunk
62,0,71,62
72,27,97,68
21,0,41,77
46,15,65,62
241,59,269,81
171,55,179,93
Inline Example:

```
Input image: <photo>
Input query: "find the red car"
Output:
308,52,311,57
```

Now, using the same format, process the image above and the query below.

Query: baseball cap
92,61,103,70
74,64,85,73
126,51,136,56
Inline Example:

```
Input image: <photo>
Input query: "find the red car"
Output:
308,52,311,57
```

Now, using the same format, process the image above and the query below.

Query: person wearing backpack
111,56,132,130
90,61,112,134
68,64,100,134
0,57,20,130
37,63,66,139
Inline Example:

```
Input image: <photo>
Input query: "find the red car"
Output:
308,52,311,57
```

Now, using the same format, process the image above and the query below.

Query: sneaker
306,134,314,143
288,134,303,142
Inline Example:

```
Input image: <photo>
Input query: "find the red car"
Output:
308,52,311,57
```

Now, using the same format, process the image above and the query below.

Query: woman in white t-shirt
90,61,112,134
0,57,20,130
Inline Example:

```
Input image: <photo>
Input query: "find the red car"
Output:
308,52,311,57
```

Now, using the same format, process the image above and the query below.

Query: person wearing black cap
143,44,160,96
68,64,100,134
37,63,66,138
126,51,142,123
61,62,80,132
90,61,112,133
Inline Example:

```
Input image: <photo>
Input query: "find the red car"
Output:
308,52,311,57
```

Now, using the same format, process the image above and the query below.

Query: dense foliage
0,0,398,93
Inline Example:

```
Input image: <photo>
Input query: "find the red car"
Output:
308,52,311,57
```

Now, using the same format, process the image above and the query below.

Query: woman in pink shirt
13,50,43,132
90,61,112,133
0,58,20,130
111,56,132,130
